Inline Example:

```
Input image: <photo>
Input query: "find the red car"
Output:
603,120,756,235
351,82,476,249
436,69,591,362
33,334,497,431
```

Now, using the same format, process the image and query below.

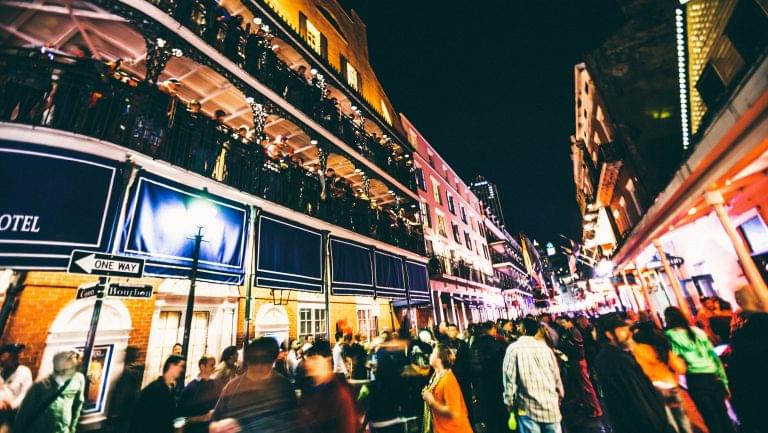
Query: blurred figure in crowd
178,354,219,433
470,321,507,433
107,346,143,433
0,344,32,432
129,354,184,433
210,337,298,433
299,340,357,433
665,307,734,433
14,349,85,433
594,313,675,433
214,346,239,388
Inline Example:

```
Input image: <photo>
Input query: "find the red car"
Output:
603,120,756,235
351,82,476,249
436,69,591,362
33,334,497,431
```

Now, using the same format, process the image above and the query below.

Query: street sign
107,283,153,299
76,283,100,300
68,250,145,278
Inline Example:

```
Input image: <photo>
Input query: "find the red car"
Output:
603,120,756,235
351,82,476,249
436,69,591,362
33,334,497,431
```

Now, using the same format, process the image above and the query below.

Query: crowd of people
0,43,425,254
0,285,765,433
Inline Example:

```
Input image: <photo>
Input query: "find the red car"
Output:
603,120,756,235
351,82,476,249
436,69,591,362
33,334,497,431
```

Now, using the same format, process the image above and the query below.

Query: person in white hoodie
0,344,32,432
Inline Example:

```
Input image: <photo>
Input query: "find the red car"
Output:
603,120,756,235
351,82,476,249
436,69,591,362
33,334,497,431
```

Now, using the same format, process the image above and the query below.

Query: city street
0,0,766,432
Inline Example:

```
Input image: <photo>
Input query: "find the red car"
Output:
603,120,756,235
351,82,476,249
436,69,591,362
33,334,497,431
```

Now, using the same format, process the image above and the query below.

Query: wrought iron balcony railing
0,47,425,255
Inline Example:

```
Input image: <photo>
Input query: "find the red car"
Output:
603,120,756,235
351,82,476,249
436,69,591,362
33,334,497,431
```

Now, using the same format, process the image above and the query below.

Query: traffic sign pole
81,276,108,393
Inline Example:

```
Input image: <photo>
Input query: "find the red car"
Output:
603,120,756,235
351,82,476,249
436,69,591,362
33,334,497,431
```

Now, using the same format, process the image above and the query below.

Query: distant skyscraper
471,175,506,227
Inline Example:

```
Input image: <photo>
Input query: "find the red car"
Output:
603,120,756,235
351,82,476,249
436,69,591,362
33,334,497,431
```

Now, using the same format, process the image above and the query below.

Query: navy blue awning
0,141,121,269
330,238,374,296
405,261,431,302
121,172,248,284
256,214,323,293
374,251,405,298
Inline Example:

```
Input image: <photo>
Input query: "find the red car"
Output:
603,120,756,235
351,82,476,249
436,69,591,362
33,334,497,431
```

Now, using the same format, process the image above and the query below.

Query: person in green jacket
664,307,734,433
13,349,85,433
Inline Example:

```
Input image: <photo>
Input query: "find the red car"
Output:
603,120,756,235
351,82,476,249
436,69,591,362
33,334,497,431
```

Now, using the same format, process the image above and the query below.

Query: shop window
298,306,327,340
356,308,378,340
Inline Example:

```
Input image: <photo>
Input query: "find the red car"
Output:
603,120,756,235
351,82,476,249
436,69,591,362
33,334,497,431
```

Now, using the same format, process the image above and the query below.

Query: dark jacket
594,344,676,433
129,378,175,433
727,313,768,433
178,377,221,433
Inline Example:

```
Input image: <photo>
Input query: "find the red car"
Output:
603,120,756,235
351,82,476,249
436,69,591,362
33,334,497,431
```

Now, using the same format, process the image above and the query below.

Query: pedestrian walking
442,323,472,421
13,350,85,433
665,306,735,433
470,321,508,433
593,313,676,433
421,344,473,433
727,287,768,433
298,340,358,433
214,346,239,388
128,354,185,433
0,343,32,432
210,337,298,433
631,321,694,433
106,346,143,433
554,316,602,422
178,354,220,433
503,318,564,433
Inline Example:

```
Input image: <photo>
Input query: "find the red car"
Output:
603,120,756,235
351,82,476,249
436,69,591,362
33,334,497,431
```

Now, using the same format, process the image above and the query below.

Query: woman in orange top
632,321,707,433
421,344,473,433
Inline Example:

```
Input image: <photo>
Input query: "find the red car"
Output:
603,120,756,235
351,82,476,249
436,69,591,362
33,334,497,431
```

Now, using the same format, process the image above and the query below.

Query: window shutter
299,12,307,38
320,34,328,59
340,55,347,79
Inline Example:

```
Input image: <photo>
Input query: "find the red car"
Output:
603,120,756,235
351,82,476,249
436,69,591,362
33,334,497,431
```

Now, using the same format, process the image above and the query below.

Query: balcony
0,47,425,255
139,0,417,190
427,254,494,286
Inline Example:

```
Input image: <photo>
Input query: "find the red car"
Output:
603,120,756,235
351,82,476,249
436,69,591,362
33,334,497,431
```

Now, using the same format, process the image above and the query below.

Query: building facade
570,0,768,316
402,115,509,327
0,0,435,426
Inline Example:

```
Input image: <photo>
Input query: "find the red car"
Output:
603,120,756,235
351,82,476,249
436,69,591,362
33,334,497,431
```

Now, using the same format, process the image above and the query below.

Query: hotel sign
0,141,120,270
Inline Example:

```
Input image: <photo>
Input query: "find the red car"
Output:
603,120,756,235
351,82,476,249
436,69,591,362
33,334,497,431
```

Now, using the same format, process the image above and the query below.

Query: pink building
401,115,509,328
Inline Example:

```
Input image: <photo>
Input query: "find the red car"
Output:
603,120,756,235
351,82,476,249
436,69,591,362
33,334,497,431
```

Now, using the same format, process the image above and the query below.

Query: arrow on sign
75,254,97,274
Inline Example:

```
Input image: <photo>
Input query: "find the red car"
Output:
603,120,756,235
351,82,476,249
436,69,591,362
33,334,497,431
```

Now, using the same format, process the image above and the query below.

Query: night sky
339,1,624,243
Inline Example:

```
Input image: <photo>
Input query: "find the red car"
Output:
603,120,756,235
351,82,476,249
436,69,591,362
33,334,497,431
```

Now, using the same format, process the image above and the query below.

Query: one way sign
68,250,145,278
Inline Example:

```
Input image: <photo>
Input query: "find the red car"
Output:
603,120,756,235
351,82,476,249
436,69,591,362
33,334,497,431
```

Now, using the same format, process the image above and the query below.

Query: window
345,61,359,90
436,214,447,238
149,311,209,382
478,224,485,238
420,202,431,228
299,13,327,58
431,179,442,205
464,231,472,250
357,308,378,340
460,206,467,224
416,167,426,191
427,153,434,167
452,223,461,243
483,244,489,260
299,306,327,340
447,193,456,214
380,100,392,124
425,239,434,256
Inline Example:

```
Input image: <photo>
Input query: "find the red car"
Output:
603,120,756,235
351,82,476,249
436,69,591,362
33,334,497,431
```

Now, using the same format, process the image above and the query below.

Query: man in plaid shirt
503,318,564,433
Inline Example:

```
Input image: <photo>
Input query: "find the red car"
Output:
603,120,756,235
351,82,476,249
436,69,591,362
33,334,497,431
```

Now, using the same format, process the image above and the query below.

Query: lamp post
179,198,217,388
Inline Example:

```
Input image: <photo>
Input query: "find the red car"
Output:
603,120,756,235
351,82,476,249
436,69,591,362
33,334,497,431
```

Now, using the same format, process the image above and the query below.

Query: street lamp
179,197,217,385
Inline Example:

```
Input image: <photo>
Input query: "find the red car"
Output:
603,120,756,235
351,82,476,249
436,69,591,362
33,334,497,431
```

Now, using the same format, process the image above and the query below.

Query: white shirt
503,336,563,423
0,365,33,409
332,343,348,375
